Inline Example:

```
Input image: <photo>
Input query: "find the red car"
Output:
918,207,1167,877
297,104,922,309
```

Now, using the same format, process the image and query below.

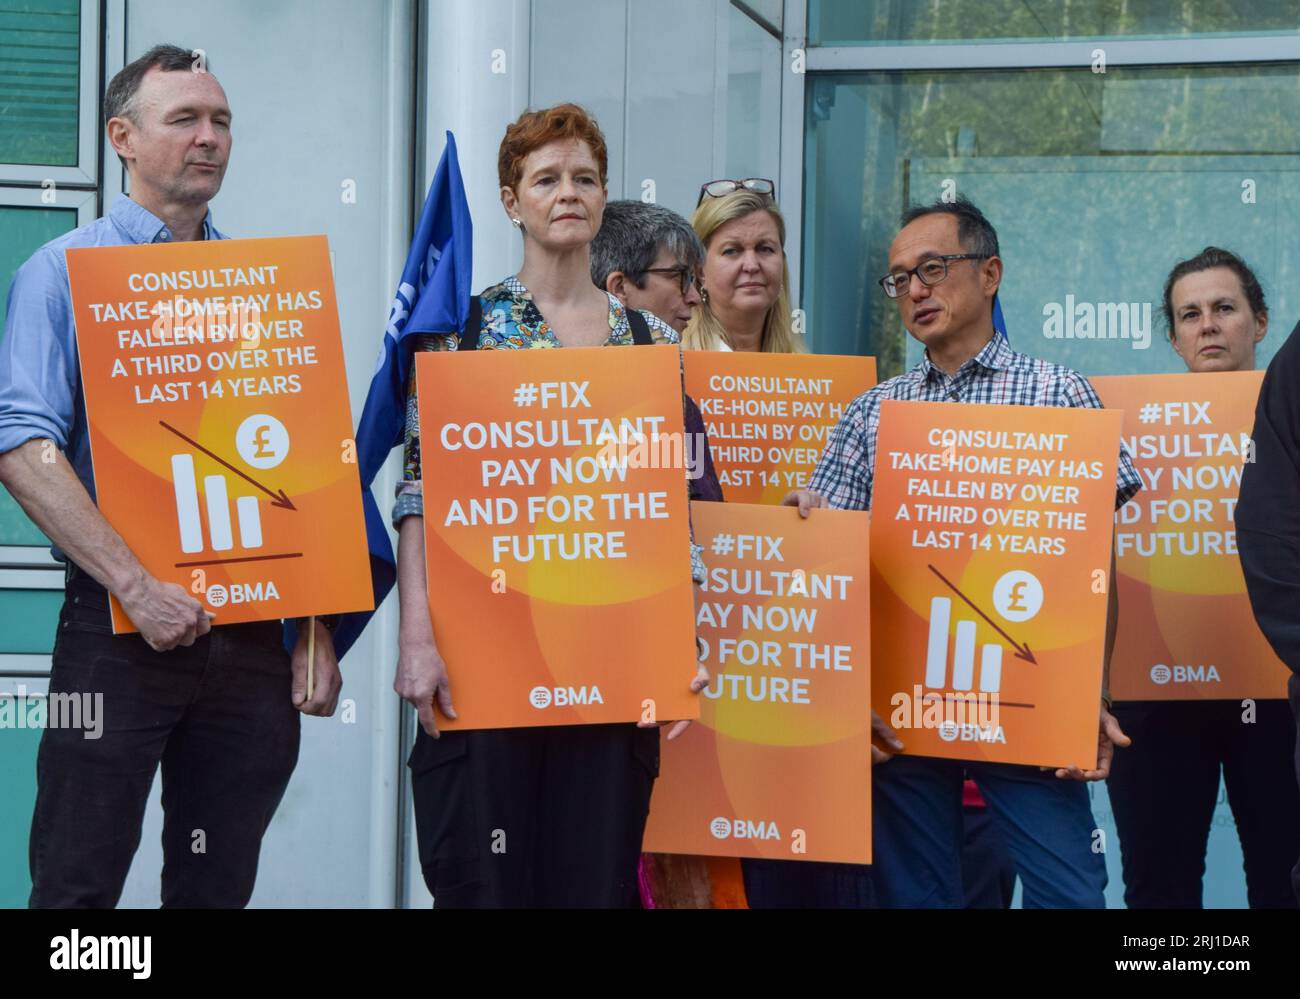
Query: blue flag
288,131,473,660
993,291,1007,339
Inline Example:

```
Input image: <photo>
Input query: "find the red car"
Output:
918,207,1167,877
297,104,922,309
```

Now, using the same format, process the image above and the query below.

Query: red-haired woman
391,104,707,907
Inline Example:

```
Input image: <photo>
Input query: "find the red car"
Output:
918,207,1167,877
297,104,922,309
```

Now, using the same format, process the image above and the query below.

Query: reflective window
0,0,81,166
802,64,1300,376
809,0,1300,46
0,202,77,545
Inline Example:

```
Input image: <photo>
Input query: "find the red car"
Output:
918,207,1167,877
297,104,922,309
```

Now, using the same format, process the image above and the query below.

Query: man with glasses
784,196,1141,908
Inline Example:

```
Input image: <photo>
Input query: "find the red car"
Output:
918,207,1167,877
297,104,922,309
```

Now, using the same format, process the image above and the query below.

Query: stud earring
511,217,523,228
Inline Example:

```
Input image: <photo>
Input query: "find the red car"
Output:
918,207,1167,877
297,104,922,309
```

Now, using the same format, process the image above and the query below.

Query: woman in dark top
391,104,706,907
1108,246,1300,908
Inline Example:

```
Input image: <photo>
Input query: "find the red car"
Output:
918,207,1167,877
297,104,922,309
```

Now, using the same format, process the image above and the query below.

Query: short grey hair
591,200,705,289
103,44,206,125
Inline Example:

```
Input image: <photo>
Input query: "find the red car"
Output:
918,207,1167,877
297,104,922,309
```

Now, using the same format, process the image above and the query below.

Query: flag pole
307,615,316,701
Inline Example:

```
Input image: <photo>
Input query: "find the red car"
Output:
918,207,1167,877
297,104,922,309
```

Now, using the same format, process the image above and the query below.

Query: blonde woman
685,181,871,907
684,180,803,354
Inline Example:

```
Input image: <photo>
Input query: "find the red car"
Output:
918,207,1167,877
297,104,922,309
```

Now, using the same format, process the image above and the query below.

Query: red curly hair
497,103,608,191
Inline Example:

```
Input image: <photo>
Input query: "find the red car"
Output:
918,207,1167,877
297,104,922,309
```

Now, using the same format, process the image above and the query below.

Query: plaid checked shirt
808,334,1142,512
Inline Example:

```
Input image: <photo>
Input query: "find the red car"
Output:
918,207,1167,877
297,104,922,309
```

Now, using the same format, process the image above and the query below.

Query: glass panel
0,0,81,166
0,590,62,652
1,202,75,546
810,0,1300,46
802,64,1300,377
0,678,46,908
725,2,783,183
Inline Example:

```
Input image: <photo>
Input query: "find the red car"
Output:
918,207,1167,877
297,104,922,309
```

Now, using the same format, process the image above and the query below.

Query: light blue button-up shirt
0,195,224,500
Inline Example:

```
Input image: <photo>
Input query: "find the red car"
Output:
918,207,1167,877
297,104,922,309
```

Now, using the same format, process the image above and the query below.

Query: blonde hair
683,190,803,353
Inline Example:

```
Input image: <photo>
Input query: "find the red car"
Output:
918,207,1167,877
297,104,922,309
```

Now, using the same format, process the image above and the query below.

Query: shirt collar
109,195,217,244
918,332,1012,382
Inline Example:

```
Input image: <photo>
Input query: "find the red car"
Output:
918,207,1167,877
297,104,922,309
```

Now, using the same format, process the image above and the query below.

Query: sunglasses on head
696,177,776,207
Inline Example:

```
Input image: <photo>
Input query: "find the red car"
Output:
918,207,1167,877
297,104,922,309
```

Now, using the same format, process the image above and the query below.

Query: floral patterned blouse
392,276,704,581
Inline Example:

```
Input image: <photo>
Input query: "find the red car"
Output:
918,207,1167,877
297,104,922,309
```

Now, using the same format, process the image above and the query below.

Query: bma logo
206,580,280,608
939,721,1006,744
528,685,604,709
709,817,780,841
1151,663,1221,684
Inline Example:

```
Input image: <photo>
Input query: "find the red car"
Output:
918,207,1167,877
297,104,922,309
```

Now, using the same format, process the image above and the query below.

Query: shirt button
158,231,170,241
72,595,79,604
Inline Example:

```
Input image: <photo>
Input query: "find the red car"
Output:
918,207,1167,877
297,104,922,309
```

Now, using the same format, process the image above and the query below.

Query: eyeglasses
641,265,698,296
696,177,776,207
879,254,989,299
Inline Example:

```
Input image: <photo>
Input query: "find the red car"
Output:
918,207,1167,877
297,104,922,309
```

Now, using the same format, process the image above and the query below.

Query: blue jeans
873,754,1106,908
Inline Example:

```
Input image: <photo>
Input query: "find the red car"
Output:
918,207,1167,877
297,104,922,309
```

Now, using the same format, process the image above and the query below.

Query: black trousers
1108,697,1300,909
1292,673,1300,904
28,565,300,908
740,858,875,908
409,722,658,907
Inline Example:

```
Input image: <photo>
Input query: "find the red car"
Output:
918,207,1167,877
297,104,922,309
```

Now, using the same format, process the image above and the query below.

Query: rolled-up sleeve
0,248,78,454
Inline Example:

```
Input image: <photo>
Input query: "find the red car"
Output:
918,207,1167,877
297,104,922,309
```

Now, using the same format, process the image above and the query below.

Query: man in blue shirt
0,44,338,907
786,197,1141,908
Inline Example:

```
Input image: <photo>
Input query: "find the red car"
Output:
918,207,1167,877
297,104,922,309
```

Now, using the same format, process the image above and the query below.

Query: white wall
115,0,414,908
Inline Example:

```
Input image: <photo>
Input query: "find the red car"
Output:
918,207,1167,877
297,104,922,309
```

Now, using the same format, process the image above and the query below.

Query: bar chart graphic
924,596,1003,693
161,421,301,569
922,565,1037,710
171,453,265,554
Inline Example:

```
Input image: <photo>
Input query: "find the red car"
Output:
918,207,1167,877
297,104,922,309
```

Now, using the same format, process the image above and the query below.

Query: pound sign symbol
253,424,274,459
1007,581,1027,613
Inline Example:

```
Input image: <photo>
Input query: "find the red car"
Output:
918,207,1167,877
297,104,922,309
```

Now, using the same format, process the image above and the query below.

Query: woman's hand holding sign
395,516,457,738
871,711,906,764
642,659,711,741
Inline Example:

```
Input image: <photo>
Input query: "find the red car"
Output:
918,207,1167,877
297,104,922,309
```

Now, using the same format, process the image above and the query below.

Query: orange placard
66,236,373,630
644,502,871,863
416,344,699,729
1094,372,1289,701
684,352,876,504
871,400,1122,768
